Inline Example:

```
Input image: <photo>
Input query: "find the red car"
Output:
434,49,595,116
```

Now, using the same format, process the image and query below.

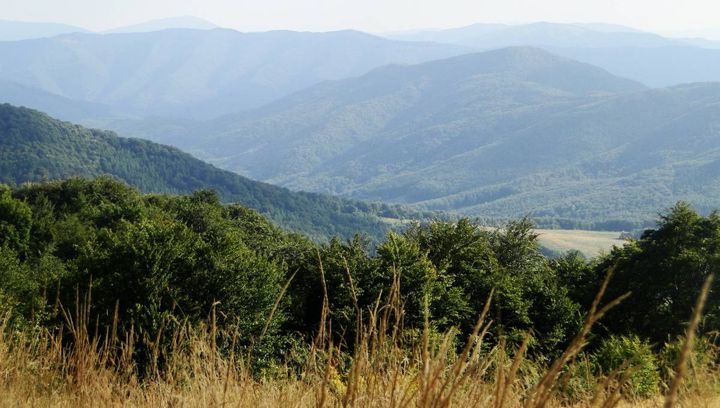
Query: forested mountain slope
191,47,644,178
0,104,419,241
175,47,720,229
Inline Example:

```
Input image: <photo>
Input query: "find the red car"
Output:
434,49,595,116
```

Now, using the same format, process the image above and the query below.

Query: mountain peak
388,46,647,95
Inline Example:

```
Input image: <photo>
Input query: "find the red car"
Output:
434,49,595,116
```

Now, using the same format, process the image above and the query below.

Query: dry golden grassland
535,229,625,258
474,226,625,257
0,273,717,408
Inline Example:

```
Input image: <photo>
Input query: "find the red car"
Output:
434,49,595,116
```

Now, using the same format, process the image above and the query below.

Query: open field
536,229,626,257
476,225,626,257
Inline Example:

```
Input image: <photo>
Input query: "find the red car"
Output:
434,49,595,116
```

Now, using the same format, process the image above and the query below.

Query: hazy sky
3,0,720,34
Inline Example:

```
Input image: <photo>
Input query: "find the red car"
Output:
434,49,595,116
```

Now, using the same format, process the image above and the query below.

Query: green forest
2,17,720,406
0,177,717,398
0,103,431,243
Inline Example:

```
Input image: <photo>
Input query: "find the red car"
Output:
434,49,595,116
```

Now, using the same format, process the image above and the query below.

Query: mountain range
0,20,89,41
388,22,720,88
389,22,668,47
2,21,720,231
2,21,720,124
104,16,217,33
160,47,720,229
0,17,217,41
0,29,464,118
0,103,420,241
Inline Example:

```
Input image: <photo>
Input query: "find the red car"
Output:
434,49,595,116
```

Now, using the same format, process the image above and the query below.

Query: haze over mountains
1,20,720,121
0,29,464,118
2,18,720,231
104,16,217,33
389,22,664,47
0,20,89,41
187,47,646,181
152,47,719,228
388,22,720,87
0,16,217,41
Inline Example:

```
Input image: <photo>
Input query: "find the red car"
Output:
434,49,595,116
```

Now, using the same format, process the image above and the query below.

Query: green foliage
558,355,598,403
404,219,493,333
0,176,717,377
0,103,430,243
289,217,582,353
596,202,720,343
0,178,299,363
658,335,717,382
592,335,660,399
487,219,582,352
0,185,32,253
552,250,597,308
376,233,438,329
0,246,39,324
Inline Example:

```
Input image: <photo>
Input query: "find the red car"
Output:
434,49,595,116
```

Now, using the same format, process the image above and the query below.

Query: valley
1,11,720,407
2,20,720,246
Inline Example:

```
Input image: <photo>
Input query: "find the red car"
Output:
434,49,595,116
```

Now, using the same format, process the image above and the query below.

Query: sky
2,0,720,34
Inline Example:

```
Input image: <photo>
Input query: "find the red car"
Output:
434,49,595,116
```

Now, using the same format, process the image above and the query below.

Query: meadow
535,229,626,258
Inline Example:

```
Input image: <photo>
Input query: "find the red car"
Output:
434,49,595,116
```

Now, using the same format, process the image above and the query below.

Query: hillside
191,47,644,178
171,48,720,229
0,29,465,119
0,80,122,124
0,103,419,241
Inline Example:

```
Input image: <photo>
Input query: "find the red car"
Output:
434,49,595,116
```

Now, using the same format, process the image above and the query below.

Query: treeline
0,178,718,384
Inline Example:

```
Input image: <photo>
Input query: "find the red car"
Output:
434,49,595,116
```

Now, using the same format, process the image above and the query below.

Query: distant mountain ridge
3,20,720,126
105,16,217,33
0,16,217,41
390,22,675,48
0,29,467,118
0,103,419,241
387,22,720,87
0,20,89,41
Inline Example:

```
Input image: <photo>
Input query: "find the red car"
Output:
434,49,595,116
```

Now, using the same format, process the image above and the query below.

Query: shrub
592,335,660,399
658,335,718,382
559,354,598,402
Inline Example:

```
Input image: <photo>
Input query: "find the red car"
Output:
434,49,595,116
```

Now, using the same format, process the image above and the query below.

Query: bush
658,335,718,382
592,335,660,399
559,354,598,402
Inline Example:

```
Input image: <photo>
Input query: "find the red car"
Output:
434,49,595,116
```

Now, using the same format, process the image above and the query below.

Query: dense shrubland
0,178,718,406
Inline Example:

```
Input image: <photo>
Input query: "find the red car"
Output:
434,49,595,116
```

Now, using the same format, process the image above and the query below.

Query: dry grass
476,226,624,257
0,273,717,408
534,229,625,258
